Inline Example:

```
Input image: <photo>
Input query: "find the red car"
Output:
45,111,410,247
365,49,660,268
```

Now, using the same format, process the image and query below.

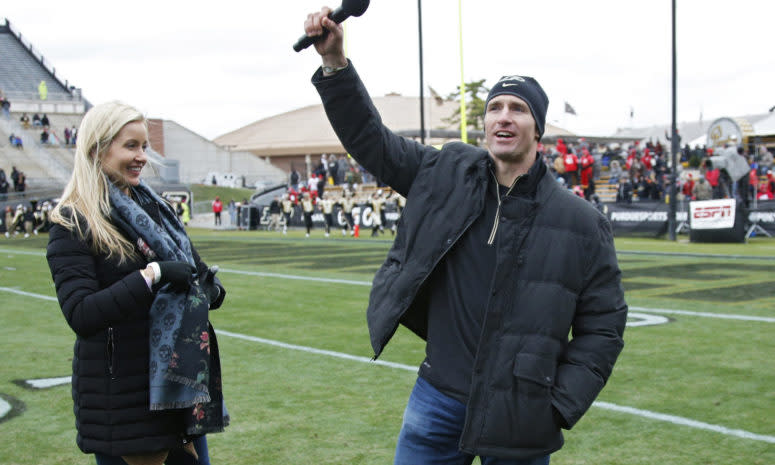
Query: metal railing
3,90,81,102
0,186,63,204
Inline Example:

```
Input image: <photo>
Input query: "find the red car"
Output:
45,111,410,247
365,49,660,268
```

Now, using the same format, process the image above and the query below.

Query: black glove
199,265,224,308
156,261,196,289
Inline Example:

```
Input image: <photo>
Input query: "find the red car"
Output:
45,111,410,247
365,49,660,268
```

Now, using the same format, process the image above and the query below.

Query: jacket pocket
505,352,561,449
513,352,556,390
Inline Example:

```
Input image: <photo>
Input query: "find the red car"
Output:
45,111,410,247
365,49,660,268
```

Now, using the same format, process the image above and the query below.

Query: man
212,195,223,226
10,166,20,192
337,190,356,236
267,196,282,231
562,148,579,186
290,166,301,191
281,193,294,235
0,94,10,119
693,177,712,201
300,192,315,237
369,190,385,237
318,192,335,237
303,8,627,465
178,195,190,227
617,173,634,203
681,174,695,201
579,149,595,200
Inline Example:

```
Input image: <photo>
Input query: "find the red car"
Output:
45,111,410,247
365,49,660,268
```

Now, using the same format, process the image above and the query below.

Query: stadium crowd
0,166,27,198
244,136,774,237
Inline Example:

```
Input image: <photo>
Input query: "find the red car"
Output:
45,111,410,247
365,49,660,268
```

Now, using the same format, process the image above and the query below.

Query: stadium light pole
668,0,679,241
418,0,426,145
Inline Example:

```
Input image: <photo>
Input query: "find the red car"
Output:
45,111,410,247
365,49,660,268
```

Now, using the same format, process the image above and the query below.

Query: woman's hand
144,261,196,290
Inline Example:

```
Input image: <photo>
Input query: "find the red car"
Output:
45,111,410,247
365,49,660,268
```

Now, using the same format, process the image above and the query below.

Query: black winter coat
314,63,628,459
46,205,224,456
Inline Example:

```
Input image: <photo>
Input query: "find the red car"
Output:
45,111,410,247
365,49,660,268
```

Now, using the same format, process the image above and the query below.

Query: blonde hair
51,101,148,262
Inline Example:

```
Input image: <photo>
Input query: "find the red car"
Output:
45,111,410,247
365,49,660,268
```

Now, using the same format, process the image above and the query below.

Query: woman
46,102,228,465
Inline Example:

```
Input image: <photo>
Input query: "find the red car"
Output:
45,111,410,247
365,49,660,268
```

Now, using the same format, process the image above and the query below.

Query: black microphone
293,0,370,52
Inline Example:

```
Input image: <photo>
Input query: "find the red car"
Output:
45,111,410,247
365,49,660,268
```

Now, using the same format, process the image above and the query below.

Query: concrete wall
161,120,285,186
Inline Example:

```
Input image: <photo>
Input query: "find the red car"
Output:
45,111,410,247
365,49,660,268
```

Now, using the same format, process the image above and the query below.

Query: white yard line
0,398,10,419
628,306,775,323
2,249,771,323
593,402,775,444
218,269,775,323
219,329,774,444
2,286,773,444
219,268,372,286
0,287,58,301
23,376,72,389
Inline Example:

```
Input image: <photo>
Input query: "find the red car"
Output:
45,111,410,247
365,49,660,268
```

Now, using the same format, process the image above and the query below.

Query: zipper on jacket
487,171,523,245
107,327,116,379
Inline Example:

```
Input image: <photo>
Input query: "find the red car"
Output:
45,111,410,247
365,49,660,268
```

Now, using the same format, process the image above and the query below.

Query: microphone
293,0,370,52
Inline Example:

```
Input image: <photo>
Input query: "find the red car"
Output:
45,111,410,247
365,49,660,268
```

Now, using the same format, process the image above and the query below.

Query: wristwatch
322,63,348,74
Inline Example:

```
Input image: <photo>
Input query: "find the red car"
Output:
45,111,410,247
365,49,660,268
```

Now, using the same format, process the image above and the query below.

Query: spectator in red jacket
556,138,568,155
748,168,760,202
681,173,695,200
563,148,579,186
212,195,223,226
580,149,595,199
579,150,594,184
703,159,722,199
757,180,773,200
641,149,653,173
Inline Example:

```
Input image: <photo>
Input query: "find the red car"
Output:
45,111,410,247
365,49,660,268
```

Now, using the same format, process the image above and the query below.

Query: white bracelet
149,262,161,285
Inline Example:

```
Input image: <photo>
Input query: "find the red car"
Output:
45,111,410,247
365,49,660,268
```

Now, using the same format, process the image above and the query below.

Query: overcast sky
4,0,774,140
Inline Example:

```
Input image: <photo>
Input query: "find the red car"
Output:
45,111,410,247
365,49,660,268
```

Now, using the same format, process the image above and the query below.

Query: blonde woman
46,102,227,465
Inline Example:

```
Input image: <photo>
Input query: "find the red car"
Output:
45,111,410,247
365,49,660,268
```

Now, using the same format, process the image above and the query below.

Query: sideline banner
605,202,688,237
689,199,736,230
604,200,775,237
245,199,775,237
255,204,399,230
689,198,745,243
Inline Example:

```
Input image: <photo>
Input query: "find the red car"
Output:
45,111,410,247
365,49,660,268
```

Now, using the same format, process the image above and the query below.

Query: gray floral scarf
108,180,227,435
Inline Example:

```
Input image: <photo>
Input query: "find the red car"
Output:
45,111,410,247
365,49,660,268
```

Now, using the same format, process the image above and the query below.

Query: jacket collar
485,152,547,198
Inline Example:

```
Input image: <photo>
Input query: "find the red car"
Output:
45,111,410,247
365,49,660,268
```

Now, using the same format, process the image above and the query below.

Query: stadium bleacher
0,20,72,101
0,18,87,202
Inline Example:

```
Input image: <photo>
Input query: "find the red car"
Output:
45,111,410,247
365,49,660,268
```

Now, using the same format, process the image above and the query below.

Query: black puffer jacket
46,205,224,456
314,63,627,459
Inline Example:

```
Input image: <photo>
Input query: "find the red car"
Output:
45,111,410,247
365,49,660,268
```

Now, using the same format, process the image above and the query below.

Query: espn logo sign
690,199,736,230
693,205,732,219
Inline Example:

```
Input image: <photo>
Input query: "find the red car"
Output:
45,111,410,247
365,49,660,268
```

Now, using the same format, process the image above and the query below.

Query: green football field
0,230,773,465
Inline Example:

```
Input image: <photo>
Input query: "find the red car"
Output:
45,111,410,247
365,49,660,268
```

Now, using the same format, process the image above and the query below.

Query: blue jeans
395,377,550,465
95,435,210,465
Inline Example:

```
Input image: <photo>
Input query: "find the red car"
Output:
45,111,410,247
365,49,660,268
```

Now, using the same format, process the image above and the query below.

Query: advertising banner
689,199,736,230
605,199,775,237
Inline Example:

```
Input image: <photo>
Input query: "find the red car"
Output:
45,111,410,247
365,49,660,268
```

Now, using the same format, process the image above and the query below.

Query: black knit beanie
486,75,549,138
